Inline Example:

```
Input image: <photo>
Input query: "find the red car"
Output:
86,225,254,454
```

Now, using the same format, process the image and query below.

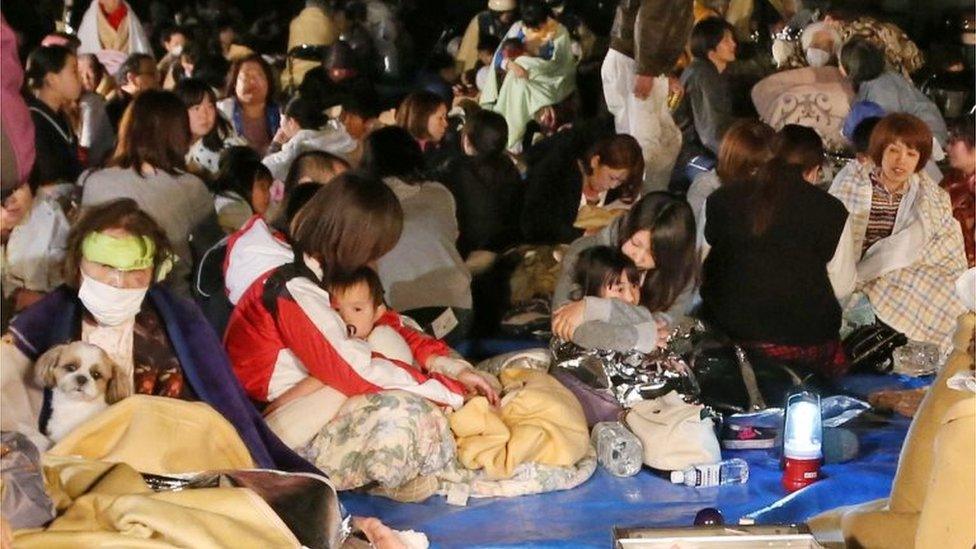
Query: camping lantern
781,389,822,492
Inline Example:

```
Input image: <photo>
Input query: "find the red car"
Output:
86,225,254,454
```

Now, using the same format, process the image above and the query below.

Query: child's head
572,246,640,305
329,266,387,338
500,38,526,60
215,146,273,215
477,35,501,66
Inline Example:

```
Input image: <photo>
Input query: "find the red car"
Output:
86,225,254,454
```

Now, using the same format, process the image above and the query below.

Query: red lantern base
782,457,821,492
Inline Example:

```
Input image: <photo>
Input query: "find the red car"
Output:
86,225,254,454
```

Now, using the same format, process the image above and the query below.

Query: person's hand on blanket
457,369,501,407
428,356,502,406
552,300,585,341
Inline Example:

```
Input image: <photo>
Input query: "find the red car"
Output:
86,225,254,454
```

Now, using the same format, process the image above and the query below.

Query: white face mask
805,47,831,67
78,271,148,326
170,44,184,57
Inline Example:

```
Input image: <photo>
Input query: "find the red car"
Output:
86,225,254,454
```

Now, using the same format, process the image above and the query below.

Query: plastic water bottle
591,421,643,477
670,458,750,487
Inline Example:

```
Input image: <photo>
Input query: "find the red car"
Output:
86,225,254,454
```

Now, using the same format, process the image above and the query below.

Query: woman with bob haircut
522,133,644,245
224,173,494,495
686,119,775,226
80,89,218,296
831,113,967,352
702,125,856,379
1,198,312,473
551,192,698,352
217,54,281,155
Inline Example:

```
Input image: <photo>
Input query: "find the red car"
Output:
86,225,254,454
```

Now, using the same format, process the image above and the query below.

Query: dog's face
35,342,131,404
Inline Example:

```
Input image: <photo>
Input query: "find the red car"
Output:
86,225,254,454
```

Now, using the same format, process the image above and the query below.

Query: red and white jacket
224,215,294,305
224,260,466,409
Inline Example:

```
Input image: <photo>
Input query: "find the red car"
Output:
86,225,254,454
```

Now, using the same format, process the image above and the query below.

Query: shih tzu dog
34,342,131,442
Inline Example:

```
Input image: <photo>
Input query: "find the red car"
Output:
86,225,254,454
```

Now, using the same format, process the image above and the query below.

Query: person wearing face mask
551,192,698,350
831,113,968,354
81,90,219,297
156,26,187,84
0,198,315,471
522,133,644,245
800,22,840,68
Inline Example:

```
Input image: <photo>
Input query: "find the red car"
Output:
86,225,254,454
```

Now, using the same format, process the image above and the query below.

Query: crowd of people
0,0,973,544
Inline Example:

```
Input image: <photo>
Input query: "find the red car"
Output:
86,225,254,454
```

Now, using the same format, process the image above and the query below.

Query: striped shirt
863,172,905,254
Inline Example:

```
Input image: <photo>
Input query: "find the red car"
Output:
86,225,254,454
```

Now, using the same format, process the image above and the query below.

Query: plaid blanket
831,166,967,352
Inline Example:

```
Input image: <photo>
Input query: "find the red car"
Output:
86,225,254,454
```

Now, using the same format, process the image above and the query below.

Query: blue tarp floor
341,351,929,548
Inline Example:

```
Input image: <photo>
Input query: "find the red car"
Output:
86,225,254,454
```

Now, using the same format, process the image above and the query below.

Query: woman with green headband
2,198,314,474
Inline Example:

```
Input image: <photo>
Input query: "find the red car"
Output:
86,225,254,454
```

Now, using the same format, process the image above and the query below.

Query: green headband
81,231,176,282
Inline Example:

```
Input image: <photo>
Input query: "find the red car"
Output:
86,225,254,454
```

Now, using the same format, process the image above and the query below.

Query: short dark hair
948,114,975,149
214,146,271,210
851,116,881,154
840,38,885,88
572,246,639,300
160,25,187,45
690,17,734,59
25,45,74,90
63,199,174,288
462,109,509,160
361,126,426,183
771,124,824,172
477,35,501,53
117,53,154,83
520,0,550,29
329,266,386,308
108,90,191,176
283,94,327,129
868,113,932,171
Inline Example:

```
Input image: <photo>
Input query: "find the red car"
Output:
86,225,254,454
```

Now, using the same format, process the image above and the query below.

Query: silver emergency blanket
550,328,702,408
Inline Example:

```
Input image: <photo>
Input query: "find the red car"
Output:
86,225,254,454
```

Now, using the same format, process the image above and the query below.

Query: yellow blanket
46,395,255,475
14,457,299,548
449,368,589,479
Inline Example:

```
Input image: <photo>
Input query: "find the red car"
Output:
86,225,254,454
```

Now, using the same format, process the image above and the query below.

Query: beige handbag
624,391,721,471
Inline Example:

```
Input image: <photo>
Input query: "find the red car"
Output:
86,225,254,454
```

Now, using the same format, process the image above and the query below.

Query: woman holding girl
551,192,698,351
701,125,856,377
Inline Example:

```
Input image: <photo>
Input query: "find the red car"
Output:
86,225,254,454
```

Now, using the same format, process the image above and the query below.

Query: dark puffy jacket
609,0,694,76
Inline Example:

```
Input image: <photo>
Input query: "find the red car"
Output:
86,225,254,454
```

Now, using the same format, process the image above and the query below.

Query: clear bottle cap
670,471,684,483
